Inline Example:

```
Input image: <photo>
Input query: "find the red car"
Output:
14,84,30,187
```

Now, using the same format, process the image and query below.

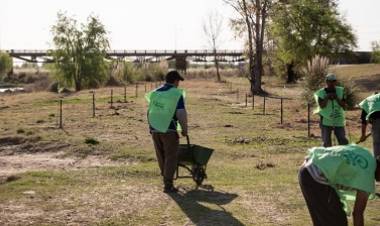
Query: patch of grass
110,147,155,162
0,171,80,202
16,128,25,134
85,137,100,145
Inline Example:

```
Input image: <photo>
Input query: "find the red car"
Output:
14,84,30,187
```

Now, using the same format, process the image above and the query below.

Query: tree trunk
75,80,82,91
252,0,265,94
242,0,255,91
214,49,221,82
286,62,296,83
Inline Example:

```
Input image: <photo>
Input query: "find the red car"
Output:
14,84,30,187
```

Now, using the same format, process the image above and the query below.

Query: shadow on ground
169,189,244,226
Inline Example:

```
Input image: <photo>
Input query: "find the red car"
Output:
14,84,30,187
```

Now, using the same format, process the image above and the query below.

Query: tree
0,51,13,80
371,41,380,63
271,0,356,83
51,12,109,91
203,11,224,82
224,0,275,94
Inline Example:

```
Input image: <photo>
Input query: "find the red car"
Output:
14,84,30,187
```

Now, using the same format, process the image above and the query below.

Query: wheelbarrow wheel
192,166,206,186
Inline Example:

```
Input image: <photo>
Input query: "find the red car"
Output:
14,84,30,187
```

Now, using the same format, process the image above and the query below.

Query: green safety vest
359,93,380,121
307,145,376,215
145,87,185,133
314,86,345,127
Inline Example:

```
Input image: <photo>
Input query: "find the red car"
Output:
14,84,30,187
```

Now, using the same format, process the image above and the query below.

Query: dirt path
0,152,123,178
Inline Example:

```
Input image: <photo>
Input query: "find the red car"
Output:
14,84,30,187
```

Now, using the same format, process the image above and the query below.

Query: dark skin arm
359,123,368,143
352,190,369,226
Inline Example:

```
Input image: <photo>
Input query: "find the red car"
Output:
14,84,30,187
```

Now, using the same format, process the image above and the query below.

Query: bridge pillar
175,55,187,73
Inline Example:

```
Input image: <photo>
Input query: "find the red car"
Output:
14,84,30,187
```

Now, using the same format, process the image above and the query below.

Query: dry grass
0,67,380,225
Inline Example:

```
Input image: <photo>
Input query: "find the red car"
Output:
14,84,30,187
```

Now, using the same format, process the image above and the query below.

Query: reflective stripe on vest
314,86,345,127
359,93,380,121
145,88,184,133
307,145,376,215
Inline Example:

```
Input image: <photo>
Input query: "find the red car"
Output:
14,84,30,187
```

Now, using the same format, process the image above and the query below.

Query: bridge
5,49,246,71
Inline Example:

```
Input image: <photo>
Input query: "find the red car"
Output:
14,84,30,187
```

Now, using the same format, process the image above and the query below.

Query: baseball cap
165,70,184,83
326,73,337,81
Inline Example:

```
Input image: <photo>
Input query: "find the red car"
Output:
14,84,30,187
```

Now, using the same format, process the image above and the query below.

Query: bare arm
352,190,369,226
176,109,188,136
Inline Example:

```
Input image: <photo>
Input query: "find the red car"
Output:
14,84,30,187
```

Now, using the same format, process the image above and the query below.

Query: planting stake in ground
59,99,63,129
124,85,127,103
92,91,96,118
110,89,113,109
280,98,283,124
307,102,311,137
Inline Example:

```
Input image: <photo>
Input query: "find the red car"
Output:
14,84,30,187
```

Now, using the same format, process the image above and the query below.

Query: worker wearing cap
299,144,380,226
314,73,349,147
145,70,188,193
358,92,380,157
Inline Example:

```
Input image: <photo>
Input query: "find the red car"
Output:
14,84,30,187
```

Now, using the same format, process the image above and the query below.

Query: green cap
326,73,337,81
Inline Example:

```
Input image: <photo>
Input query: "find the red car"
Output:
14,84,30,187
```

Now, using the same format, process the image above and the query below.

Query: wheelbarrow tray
178,144,214,166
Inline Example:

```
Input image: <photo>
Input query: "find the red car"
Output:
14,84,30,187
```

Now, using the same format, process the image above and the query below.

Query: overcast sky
0,0,379,51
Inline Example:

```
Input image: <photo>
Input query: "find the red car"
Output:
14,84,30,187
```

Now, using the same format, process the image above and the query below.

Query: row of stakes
225,81,314,137
57,82,163,129
57,81,314,138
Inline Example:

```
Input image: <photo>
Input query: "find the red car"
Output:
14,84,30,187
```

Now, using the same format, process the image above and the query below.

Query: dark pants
152,132,179,187
299,167,347,226
372,119,380,157
320,124,349,147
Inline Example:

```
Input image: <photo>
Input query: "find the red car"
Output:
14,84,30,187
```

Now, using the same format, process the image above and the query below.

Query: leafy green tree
0,51,13,80
51,12,109,91
371,41,380,63
271,0,356,83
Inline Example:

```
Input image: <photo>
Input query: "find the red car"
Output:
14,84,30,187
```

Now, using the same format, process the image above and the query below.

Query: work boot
163,185,178,193
163,178,178,193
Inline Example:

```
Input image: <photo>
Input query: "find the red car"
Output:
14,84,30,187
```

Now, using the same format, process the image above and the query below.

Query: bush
302,55,330,103
0,52,13,80
338,79,358,110
122,61,168,83
85,137,99,145
371,41,380,63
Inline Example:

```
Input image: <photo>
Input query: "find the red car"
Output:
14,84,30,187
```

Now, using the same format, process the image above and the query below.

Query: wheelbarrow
175,136,214,186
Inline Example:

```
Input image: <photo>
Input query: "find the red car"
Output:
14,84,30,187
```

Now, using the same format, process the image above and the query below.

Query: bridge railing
7,49,244,56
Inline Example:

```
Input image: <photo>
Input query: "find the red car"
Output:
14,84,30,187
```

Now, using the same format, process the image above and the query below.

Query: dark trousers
298,166,347,226
372,119,380,157
320,124,349,147
152,132,179,186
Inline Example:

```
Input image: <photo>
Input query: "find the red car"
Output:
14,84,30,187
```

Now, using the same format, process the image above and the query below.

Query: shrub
0,52,13,80
85,137,99,145
338,79,358,110
122,61,168,83
302,55,330,103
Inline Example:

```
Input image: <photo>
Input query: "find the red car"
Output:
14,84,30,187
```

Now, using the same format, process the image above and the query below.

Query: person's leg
161,132,179,188
371,119,380,158
152,133,165,177
334,127,349,145
321,124,332,147
299,166,347,226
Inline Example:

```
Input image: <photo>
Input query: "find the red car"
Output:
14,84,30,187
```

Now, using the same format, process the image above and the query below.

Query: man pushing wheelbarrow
146,70,188,193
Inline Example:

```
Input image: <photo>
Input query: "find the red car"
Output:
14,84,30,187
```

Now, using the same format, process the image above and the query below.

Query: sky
0,0,379,51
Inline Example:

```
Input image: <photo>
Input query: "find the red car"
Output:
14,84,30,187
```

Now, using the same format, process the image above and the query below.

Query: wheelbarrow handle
186,135,191,147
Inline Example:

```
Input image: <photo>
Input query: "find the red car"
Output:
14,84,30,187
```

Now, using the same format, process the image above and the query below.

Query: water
0,87,24,93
